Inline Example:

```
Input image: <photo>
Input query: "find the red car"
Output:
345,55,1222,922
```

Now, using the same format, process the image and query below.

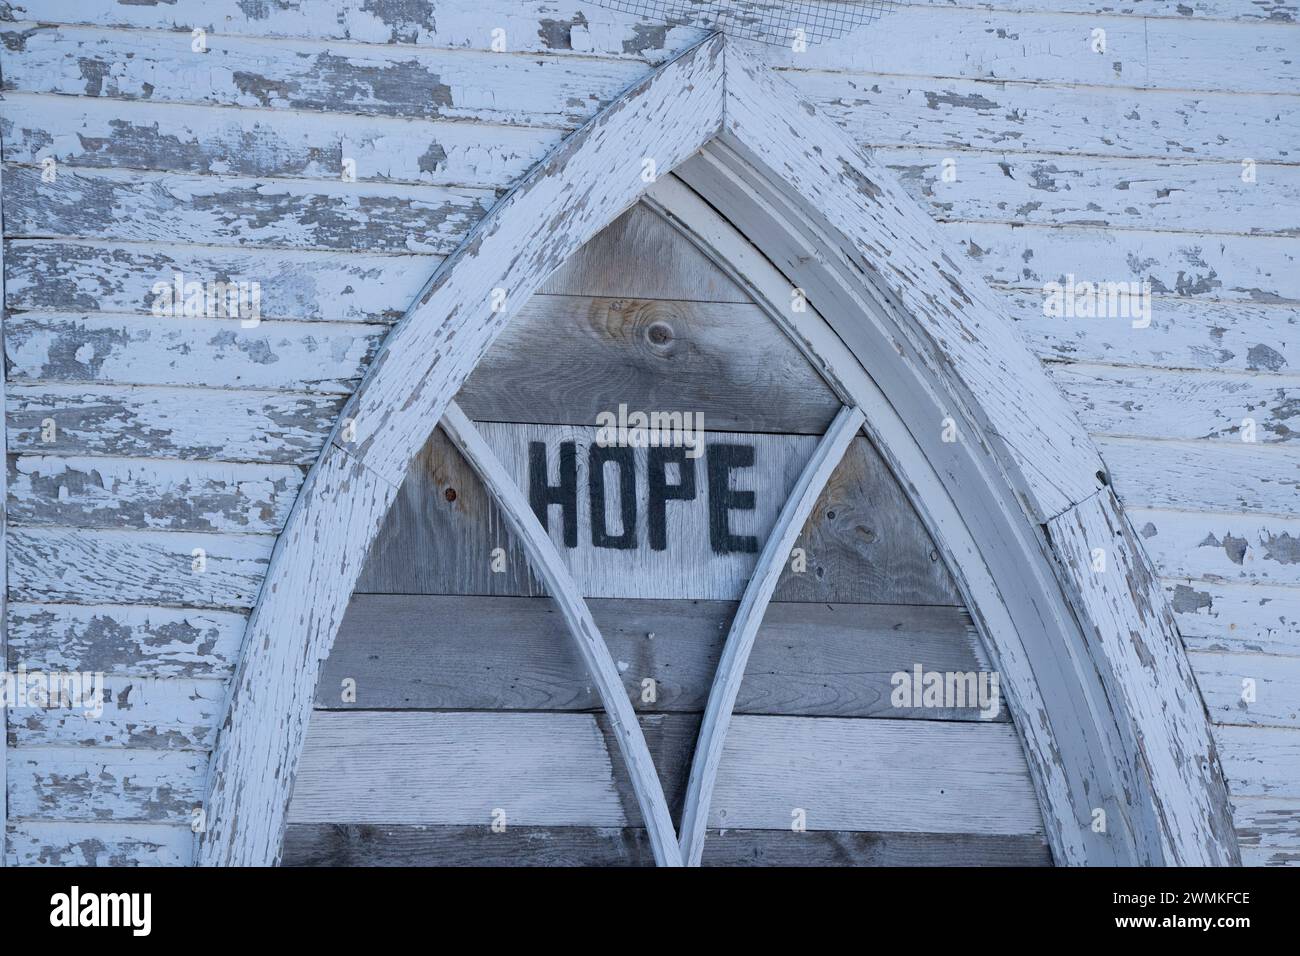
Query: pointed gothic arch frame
197,34,1239,867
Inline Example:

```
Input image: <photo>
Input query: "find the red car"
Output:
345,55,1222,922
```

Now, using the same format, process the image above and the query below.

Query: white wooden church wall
0,0,1294,864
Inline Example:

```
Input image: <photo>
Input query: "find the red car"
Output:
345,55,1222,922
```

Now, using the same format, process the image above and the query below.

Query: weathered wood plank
793,0,1300,31
1001,290,1300,376
794,70,1299,163
0,0,697,60
10,233,1292,329
8,455,302,533
767,10,1300,94
1,25,647,126
1190,651,1300,729
1215,724,1300,798
11,2,1294,87
1096,436,1300,514
5,312,384,394
290,711,627,827
1168,579,1300,656
7,602,246,679
1132,509,1300,587
12,0,1291,41
538,204,748,302
711,711,1023,841
319,595,995,720
5,240,436,323
12,130,1298,253
952,221,1300,302
280,823,1052,867
906,0,1298,21
0,91,560,188
7,384,343,464
6,23,1295,169
6,746,205,822
441,402,682,867
8,676,226,750
5,821,194,866
287,711,1043,834
879,148,1300,238
8,528,271,609
777,434,962,604
355,424,541,597
357,423,960,604
1232,798,1300,867
2,163,494,254
1054,364,1300,444
458,296,839,434
13,91,1295,241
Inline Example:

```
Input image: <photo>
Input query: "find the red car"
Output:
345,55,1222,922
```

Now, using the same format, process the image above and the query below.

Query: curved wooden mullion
440,402,684,868
678,404,866,866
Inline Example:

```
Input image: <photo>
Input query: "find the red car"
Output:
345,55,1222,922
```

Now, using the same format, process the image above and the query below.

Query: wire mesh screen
589,0,893,47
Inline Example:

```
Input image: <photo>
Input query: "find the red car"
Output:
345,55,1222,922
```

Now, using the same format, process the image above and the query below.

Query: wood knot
646,320,674,347
628,301,684,356
444,488,457,503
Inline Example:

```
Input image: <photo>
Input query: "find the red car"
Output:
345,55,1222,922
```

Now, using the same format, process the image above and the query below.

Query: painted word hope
528,440,760,554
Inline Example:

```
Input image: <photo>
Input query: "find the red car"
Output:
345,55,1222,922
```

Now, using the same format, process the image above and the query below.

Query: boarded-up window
284,202,1048,866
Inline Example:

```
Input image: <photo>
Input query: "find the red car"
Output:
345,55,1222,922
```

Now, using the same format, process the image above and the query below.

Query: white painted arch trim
679,404,865,866
197,33,1238,866
440,402,683,867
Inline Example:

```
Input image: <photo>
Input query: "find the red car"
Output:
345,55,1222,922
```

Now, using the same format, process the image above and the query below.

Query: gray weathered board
355,422,962,604
287,712,1044,834
281,824,1052,868
320,596,998,721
